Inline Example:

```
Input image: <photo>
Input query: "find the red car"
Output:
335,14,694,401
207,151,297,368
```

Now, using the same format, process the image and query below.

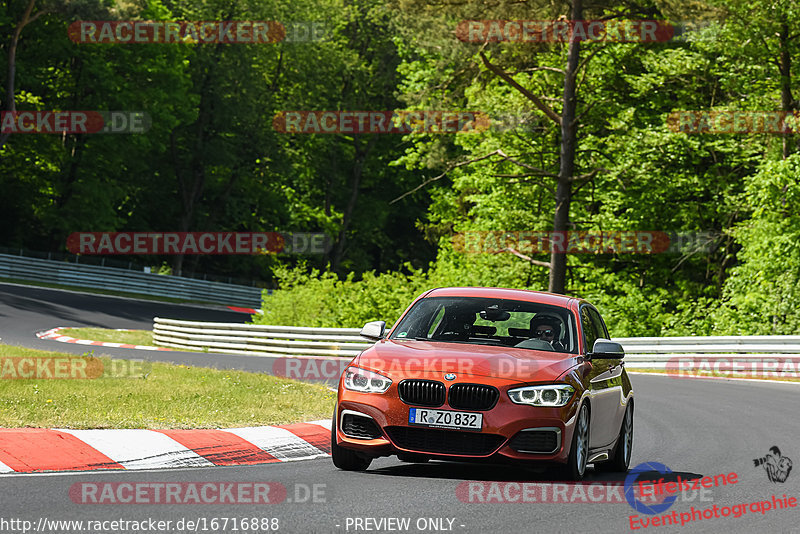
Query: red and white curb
36,327,172,351
0,420,331,473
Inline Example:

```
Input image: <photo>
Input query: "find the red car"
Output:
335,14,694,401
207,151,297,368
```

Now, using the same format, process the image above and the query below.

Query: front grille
508,429,560,453
341,413,382,440
385,426,505,456
398,380,445,407
448,384,499,411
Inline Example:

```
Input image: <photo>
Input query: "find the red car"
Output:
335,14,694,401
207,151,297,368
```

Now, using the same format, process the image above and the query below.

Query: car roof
423,287,576,308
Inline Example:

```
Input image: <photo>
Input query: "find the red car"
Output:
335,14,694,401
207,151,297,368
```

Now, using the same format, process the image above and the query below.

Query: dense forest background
1,0,798,336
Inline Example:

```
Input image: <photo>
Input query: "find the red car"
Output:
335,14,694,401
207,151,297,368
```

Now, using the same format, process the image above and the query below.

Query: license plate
408,408,482,431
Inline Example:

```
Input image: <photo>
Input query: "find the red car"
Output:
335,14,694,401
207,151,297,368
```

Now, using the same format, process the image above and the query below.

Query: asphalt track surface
1,283,799,534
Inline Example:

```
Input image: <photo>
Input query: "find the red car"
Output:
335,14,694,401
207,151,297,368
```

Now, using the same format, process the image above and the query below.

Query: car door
580,305,621,448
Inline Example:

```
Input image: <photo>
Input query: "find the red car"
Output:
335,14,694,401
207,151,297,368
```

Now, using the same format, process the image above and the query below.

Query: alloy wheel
575,405,589,476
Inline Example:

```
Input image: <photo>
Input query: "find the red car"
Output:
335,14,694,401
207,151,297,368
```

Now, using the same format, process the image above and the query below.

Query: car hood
355,339,580,384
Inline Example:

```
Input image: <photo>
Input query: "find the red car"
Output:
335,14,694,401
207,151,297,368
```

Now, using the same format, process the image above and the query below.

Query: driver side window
588,308,609,339
580,307,598,353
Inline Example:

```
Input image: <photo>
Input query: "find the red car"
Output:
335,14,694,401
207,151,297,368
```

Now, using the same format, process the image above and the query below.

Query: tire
598,403,633,473
397,452,430,463
330,409,372,471
562,403,590,481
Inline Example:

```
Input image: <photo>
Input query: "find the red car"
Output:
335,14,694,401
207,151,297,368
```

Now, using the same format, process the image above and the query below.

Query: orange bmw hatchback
332,287,634,480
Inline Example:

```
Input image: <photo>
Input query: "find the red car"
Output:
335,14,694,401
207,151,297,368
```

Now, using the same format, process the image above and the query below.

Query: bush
252,263,430,327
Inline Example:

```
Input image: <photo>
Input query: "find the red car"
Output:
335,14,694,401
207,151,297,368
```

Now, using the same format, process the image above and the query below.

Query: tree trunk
548,0,582,294
331,136,377,272
777,21,795,159
0,0,45,152
170,49,219,276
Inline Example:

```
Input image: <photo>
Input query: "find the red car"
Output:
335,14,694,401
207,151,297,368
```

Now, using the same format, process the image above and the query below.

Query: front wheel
563,403,590,481
331,410,372,471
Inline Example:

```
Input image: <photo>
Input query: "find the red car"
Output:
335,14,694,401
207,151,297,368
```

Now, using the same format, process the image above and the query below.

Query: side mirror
360,320,386,341
587,338,624,360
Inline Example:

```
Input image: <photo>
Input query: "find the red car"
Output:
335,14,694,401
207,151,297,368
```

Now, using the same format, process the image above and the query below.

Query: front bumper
335,385,581,464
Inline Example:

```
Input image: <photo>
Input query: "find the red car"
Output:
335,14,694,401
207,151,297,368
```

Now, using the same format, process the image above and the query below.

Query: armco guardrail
153,318,372,357
0,253,262,308
616,335,800,373
152,319,800,376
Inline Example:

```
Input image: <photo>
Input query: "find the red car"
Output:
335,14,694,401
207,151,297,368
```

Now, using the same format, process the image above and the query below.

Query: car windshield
389,296,578,354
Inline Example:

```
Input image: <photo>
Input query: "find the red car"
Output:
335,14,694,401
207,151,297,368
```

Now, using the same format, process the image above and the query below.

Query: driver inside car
530,315,566,351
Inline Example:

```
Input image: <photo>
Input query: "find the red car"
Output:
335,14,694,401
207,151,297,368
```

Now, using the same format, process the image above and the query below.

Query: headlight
508,384,575,406
344,367,392,393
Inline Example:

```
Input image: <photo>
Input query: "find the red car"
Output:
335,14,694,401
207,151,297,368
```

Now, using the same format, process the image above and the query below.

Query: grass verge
0,344,335,429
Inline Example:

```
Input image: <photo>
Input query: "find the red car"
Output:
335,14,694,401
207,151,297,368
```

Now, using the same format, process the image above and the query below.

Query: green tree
716,155,800,334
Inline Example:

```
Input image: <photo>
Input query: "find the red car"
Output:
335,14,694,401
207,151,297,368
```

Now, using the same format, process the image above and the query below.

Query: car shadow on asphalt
367,461,704,485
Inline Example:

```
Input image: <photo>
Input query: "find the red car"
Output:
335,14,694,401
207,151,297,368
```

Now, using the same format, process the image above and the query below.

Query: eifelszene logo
625,462,679,515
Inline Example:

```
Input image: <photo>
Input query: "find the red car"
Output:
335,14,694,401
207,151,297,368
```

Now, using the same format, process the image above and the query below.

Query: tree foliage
1,0,799,335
